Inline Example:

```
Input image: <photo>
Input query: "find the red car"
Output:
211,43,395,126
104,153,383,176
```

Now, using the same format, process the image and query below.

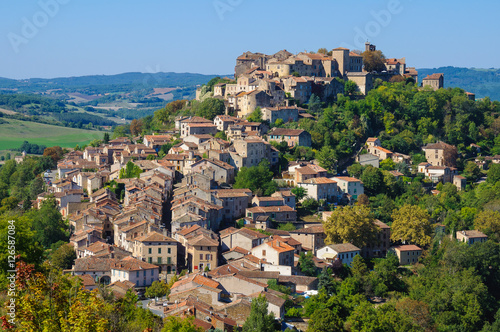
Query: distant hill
418,66,500,101
0,72,225,93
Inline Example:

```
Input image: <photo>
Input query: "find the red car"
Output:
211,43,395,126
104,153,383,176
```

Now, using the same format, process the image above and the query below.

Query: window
168,248,171,254
136,271,139,278
200,254,203,260
151,269,154,276
158,248,161,254
262,250,266,256
206,254,211,260
148,248,152,254
167,257,171,264
157,257,162,264
148,257,152,263
143,270,146,277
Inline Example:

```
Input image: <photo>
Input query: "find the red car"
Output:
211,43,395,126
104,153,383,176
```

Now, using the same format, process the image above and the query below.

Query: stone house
110,256,159,287
422,73,444,90
362,220,391,258
297,177,337,202
132,232,178,274
190,158,235,185
261,106,300,124
453,175,467,190
317,243,361,266
331,176,364,200
390,245,422,265
422,141,457,167
266,128,312,147
245,205,296,223
221,227,269,252
456,230,488,245
289,225,326,254
251,239,295,266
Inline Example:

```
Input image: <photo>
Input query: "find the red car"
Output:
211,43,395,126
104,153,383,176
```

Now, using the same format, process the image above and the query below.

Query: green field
0,119,107,150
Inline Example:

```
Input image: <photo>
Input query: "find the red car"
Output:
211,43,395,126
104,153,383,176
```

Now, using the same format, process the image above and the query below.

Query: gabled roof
423,73,444,80
266,239,295,253
457,230,488,239
392,244,422,252
134,231,177,243
325,243,360,253
111,256,159,271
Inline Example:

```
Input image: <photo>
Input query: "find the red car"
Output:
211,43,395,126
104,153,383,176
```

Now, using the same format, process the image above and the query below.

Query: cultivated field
0,119,106,150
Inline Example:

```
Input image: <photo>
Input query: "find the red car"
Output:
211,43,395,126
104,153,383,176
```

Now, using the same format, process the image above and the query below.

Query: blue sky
0,0,499,79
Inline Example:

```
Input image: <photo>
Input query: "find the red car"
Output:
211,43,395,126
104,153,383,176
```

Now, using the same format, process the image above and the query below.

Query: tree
474,209,500,240
344,80,358,96
195,98,225,120
316,146,336,172
360,166,385,196
233,160,277,196
26,197,69,248
50,243,76,270
347,163,365,179
391,204,432,246
129,119,143,136
308,94,322,114
145,280,170,304
318,268,337,295
463,161,481,182
323,205,378,248
242,296,277,332
88,139,103,148
43,146,63,162
362,50,386,72
277,223,296,231
380,158,396,171
215,131,227,140
291,186,307,201
247,107,263,122
298,252,317,277
103,132,110,144
487,163,500,184
119,161,143,179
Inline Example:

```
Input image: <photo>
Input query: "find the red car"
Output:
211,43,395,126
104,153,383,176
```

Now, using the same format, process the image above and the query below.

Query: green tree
298,252,317,277
119,161,143,179
26,198,69,248
344,80,358,96
291,186,307,201
277,223,296,231
380,158,396,171
161,316,203,332
247,107,263,122
391,204,432,246
233,160,277,196
195,98,225,120
347,163,365,178
103,132,110,144
318,268,337,295
323,205,378,248
473,209,500,240
463,161,481,182
487,163,500,184
50,243,76,270
242,296,278,332
308,94,322,114
316,146,336,172
214,131,227,140
145,280,170,304
360,166,385,196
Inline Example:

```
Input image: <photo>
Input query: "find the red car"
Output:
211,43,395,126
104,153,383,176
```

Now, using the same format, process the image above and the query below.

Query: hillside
418,66,500,100
0,118,105,150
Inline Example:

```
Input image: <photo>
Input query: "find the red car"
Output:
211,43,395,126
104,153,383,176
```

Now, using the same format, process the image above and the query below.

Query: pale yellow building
133,232,178,274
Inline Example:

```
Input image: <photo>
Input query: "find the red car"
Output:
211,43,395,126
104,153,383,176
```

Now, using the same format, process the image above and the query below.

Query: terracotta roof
290,225,324,234
193,319,213,330
266,239,295,253
269,128,306,136
237,270,279,280
374,219,390,229
188,234,219,247
333,176,362,183
304,177,336,185
392,245,422,251
74,257,119,272
134,231,177,243
176,224,202,236
423,141,455,150
246,205,295,213
457,230,487,238
326,243,360,253
76,274,96,287
278,275,317,286
111,256,159,271
423,73,443,80
374,146,393,154
181,116,213,124
366,137,379,142
229,246,250,255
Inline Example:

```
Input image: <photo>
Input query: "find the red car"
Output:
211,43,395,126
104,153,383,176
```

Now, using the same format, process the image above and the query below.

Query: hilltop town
2,43,500,331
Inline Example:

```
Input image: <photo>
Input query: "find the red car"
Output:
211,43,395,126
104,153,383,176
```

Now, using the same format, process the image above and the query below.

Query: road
138,299,165,318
